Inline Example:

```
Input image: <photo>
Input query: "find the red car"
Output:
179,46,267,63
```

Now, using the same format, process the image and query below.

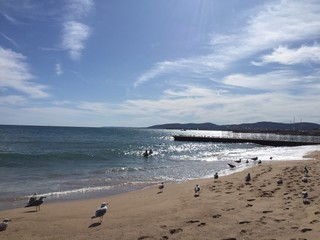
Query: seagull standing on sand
194,184,201,195
0,219,11,231
245,173,251,184
214,172,219,179
277,178,283,185
158,182,164,193
301,176,308,183
91,202,108,223
25,196,46,211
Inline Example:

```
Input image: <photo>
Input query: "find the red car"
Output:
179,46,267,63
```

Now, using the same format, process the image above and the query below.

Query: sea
0,125,319,211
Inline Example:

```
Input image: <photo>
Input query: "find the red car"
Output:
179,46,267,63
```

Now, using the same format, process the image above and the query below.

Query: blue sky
0,0,319,127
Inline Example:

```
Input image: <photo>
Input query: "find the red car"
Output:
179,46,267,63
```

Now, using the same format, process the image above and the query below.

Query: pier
173,135,320,147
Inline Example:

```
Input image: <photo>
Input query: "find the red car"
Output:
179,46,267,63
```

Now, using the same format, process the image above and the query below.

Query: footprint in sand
212,214,222,218
262,210,273,213
239,220,251,224
186,220,200,224
300,228,313,233
310,220,319,224
169,228,183,234
137,236,153,240
197,222,206,227
247,198,256,202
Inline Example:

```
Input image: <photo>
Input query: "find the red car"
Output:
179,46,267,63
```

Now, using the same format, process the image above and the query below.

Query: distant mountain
148,121,320,133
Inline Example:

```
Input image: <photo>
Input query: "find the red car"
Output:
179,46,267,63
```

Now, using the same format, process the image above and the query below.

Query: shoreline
1,151,319,239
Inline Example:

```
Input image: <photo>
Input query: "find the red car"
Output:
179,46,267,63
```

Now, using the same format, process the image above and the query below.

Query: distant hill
148,121,320,134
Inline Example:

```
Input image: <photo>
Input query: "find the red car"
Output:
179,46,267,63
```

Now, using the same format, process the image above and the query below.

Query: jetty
173,135,320,147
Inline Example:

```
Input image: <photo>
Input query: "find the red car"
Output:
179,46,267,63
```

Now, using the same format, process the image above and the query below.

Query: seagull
91,202,108,223
194,184,201,195
257,160,262,164
227,163,236,169
250,157,258,161
277,178,283,185
28,192,37,204
301,190,308,199
304,165,308,174
235,159,241,163
301,176,308,183
214,172,219,179
158,182,164,193
245,173,251,183
0,219,11,231
25,196,46,211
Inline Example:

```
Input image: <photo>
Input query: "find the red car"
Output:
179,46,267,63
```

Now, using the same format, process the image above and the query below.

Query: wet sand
1,151,319,240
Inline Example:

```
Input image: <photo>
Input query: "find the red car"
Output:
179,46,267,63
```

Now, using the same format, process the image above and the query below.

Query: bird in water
228,163,236,169
235,159,241,163
91,202,108,223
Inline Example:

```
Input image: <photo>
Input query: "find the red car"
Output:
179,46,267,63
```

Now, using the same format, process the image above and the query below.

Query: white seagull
91,202,108,223
194,184,201,196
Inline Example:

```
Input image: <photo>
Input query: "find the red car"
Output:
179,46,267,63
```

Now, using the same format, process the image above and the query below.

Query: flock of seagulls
227,156,273,170
2,157,312,233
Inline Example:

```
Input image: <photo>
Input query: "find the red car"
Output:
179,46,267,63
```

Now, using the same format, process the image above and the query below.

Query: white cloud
0,95,27,105
135,0,320,86
0,47,49,98
55,63,63,76
253,44,320,66
60,0,93,60
61,21,90,60
66,0,94,20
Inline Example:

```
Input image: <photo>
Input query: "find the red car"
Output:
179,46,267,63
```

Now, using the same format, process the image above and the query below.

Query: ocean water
0,125,319,211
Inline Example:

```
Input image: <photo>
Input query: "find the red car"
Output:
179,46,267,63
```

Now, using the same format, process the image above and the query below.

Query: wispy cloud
61,0,93,60
0,31,19,48
66,0,94,20
135,0,320,86
0,10,20,25
0,47,49,99
55,63,63,76
252,44,320,66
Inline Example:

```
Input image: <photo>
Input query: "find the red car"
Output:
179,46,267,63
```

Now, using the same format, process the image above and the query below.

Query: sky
0,0,320,127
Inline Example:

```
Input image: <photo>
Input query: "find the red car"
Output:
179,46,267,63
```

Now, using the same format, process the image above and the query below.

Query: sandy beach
1,151,319,240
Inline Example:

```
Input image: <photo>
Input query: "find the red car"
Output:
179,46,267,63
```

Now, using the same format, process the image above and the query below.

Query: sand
1,151,320,240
